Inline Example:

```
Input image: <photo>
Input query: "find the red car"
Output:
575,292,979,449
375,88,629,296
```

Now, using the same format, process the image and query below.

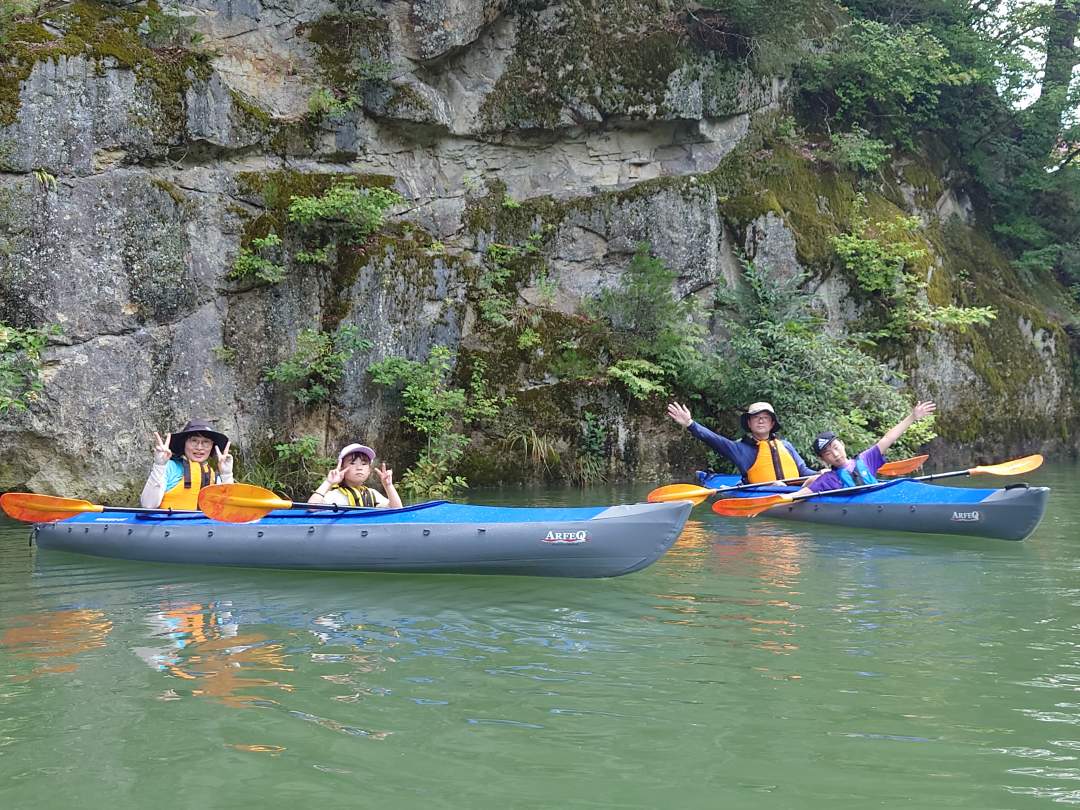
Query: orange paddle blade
198,483,293,524
711,494,790,518
970,454,1043,477
0,492,104,523
878,454,928,476
646,484,717,505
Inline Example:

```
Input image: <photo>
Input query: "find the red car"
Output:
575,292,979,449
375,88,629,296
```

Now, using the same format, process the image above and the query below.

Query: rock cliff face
0,0,1076,498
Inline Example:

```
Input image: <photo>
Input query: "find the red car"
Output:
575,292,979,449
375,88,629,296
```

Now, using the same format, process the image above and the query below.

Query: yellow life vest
160,459,214,510
331,485,378,507
745,439,801,484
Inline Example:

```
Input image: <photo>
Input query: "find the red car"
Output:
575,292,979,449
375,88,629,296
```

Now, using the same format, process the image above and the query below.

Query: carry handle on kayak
647,454,929,505
0,492,198,523
197,483,446,524
711,454,1044,517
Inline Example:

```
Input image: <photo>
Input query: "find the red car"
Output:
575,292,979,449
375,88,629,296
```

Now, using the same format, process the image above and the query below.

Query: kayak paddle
877,453,928,476
0,492,196,523
917,454,1041,482
646,483,719,505
198,482,395,523
646,454,930,504
711,454,1043,517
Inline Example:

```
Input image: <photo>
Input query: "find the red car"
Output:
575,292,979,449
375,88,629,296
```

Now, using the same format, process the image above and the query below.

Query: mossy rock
304,12,391,88
234,170,397,245
478,0,757,132
710,144,857,267
0,2,212,132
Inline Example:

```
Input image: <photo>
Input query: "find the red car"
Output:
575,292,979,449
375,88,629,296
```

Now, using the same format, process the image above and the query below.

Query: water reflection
673,518,711,549
134,601,295,708
0,608,112,680
653,524,806,672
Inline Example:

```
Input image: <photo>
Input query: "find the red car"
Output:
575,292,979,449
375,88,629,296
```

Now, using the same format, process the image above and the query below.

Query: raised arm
374,463,403,509
875,401,936,456
140,432,172,508
668,401,742,466
310,465,345,503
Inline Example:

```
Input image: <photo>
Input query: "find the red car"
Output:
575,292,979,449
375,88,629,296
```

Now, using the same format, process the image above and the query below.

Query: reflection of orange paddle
647,454,930,505
712,454,1044,517
0,492,196,523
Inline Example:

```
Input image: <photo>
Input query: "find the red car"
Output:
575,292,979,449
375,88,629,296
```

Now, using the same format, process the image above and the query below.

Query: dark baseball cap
813,431,839,456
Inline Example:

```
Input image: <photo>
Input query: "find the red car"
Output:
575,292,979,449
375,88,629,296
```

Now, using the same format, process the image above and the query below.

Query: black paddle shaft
790,467,973,504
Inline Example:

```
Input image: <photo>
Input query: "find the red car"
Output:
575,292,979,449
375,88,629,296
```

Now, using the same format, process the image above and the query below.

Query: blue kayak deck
698,474,1001,505
63,501,613,526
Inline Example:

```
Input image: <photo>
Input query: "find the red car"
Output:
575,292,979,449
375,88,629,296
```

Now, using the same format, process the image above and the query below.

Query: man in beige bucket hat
667,400,817,484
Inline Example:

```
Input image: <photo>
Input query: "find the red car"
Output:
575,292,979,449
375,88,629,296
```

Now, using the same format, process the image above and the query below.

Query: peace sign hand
375,462,394,489
214,440,233,476
152,432,172,465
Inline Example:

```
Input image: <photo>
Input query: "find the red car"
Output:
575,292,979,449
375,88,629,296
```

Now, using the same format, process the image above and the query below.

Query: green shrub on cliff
832,196,996,339
229,232,285,284
239,436,335,500
590,243,713,397
0,321,57,414
287,183,402,243
369,347,512,499
265,325,372,406
829,127,891,173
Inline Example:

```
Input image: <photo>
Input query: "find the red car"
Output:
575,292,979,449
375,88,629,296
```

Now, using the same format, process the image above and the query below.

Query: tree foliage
0,321,57,414
799,18,970,147
713,262,936,462
368,346,512,499
795,0,1079,298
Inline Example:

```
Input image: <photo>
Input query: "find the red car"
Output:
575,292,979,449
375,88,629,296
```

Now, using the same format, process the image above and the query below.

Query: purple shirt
808,445,885,493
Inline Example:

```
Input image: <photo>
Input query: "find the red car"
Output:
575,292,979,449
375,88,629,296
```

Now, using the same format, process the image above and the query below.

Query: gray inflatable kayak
32,500,692,577
699,473,1049,541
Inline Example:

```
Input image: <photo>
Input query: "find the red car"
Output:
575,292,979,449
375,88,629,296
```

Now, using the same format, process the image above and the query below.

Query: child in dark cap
786,401,936,497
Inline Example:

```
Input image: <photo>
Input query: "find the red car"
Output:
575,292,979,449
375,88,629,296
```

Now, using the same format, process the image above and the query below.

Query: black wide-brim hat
169,419,229,457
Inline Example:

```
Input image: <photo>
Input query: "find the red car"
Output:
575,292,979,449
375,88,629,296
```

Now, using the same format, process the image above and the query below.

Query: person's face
817,438,849,468
341,453,372,486
185,434,215,462
748,411,775,436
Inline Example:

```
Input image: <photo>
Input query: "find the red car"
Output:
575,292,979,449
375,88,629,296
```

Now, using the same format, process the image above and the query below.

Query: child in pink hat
308,443,402,508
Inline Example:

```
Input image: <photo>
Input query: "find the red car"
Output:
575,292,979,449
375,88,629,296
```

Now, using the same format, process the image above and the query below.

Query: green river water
0,463,1077,809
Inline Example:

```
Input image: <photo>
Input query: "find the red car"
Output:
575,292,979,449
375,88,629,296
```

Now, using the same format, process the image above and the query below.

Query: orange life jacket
745,439,801,484
160,458,215,510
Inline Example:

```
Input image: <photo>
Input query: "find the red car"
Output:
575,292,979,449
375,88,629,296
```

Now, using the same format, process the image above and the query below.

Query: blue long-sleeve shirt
687,421,816,479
